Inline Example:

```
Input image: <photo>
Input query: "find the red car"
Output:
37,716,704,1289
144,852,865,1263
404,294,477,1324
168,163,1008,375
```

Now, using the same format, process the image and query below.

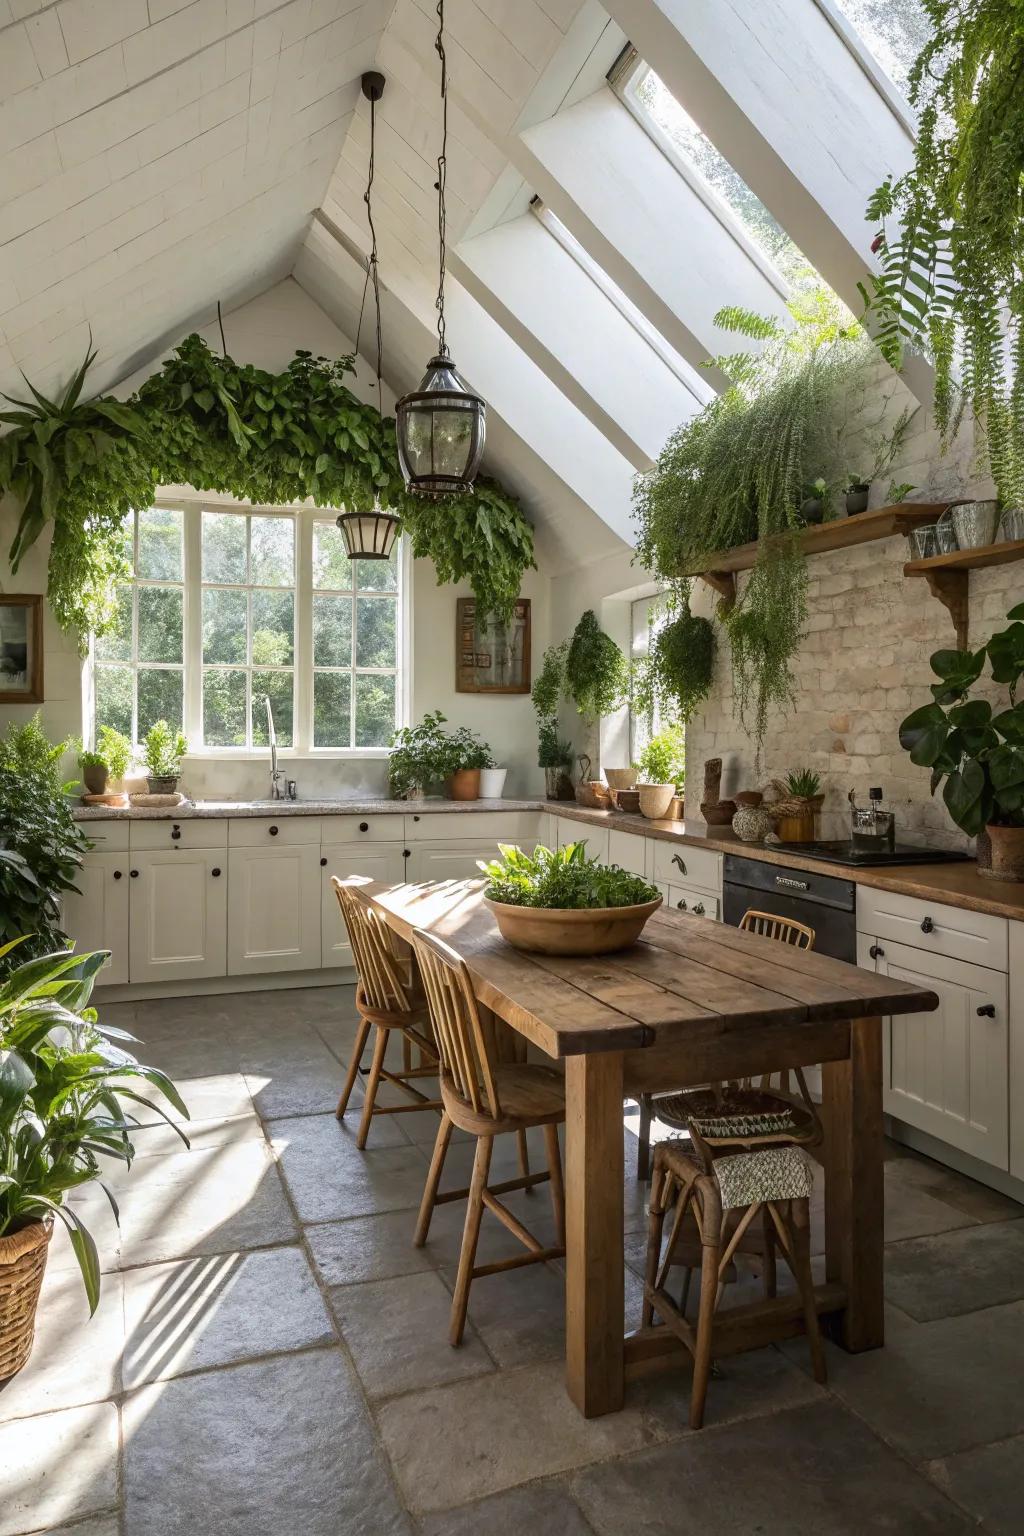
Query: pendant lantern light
336,70,401,562
395,0,486,496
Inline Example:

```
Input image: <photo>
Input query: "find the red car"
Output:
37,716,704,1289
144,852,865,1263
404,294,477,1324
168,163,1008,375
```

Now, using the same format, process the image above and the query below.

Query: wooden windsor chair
640,908,827,1428
411,929,567,1347
332,878,442,1149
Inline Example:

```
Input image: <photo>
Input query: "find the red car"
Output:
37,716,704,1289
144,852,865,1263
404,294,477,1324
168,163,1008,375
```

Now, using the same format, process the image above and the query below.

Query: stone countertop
72,795,1024,922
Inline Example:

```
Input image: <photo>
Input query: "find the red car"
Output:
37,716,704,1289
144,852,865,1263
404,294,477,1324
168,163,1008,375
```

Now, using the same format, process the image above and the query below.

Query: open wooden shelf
683,502,955,606
904,538,1024,648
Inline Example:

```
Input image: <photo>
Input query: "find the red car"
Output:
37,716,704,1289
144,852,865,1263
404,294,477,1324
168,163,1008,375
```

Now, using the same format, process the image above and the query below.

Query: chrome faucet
266,696,295,800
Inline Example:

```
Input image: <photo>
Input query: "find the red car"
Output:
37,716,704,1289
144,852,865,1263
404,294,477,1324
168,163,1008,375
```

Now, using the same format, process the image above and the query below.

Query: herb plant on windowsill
478,842,662,956
142,720,187,794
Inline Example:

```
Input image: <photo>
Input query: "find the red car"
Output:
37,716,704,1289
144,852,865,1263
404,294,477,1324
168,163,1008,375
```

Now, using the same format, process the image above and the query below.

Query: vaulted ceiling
0,0,917,572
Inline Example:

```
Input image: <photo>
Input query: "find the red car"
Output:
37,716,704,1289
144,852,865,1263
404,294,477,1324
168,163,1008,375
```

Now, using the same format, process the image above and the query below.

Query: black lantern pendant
337,70,401,561
395,0,486,496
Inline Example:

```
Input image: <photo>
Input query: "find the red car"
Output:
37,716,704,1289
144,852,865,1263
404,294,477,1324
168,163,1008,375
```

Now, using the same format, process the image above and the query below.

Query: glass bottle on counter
849,786,895,851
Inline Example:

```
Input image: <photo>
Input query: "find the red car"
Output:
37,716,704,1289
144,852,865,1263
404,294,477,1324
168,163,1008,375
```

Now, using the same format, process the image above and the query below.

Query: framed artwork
0,595,44,704
455,597,531,694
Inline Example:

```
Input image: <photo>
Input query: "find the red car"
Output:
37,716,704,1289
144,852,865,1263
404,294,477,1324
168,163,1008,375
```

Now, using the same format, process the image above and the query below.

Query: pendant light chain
354,88,385,418
434,0,449,360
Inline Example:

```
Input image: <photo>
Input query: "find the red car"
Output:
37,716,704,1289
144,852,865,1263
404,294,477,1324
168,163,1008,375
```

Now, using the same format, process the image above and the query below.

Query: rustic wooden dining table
350,876,939,1419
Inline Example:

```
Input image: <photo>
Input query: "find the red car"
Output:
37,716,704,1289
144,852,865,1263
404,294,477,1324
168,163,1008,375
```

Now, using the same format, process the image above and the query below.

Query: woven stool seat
655,1085,818,1145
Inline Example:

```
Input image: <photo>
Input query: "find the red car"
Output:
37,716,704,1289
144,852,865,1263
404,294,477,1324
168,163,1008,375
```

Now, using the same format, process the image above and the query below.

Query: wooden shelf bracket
922,569,969,650
700,570,736,609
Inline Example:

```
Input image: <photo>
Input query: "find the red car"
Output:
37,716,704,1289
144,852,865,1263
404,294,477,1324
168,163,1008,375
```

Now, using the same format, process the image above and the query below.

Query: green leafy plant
537,721,573,770
860,2,1022,503
478,841,659,910
631,588,715,724
388,711,451,797
564,610,628,720
783,768,822,800
447,725,493,774
531,642,569,767
78,751,106,770
0,939,190,1311
899,603,1024,836
637,724,686,790
0,718,90,976
142,720,187,780
96,726,131,782
888,481,916,504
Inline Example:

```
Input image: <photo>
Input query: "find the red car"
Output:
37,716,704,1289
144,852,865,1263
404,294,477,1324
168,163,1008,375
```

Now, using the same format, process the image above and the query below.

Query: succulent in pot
899,603,1024,880
142,720,186,795
478,842,662,955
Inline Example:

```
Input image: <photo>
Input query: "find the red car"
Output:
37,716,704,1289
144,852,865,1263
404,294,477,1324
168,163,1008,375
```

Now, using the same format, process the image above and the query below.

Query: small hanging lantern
395,0,486,496
338,70,400,560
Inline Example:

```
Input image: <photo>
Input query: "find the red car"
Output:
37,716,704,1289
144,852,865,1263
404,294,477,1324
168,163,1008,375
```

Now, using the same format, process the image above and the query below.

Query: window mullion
294,510,313,753
183,504,203,748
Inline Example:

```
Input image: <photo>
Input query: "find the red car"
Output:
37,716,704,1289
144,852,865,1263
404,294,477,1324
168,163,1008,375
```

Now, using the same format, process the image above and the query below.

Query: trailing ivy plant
631,584,715,725
861,1,1024,503
531,641,568,766
564,610,629,721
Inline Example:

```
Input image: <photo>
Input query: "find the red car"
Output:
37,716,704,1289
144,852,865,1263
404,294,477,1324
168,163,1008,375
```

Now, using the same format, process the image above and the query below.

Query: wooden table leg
565,1051,625,1417
822,1015,884,1352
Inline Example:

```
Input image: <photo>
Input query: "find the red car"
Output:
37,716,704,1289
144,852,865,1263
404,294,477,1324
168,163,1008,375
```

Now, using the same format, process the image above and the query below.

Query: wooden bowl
612,789,641,814
701,799,737,825
734,790,763,807
484,896,663,956
575,780,613,810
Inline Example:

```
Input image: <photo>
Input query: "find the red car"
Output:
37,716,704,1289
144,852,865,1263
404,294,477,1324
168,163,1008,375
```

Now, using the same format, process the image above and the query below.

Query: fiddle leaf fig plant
899,604,1024,836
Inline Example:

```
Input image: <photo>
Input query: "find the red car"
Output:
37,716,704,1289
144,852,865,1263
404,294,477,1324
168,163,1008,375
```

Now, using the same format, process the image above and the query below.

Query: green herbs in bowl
478,842,662,955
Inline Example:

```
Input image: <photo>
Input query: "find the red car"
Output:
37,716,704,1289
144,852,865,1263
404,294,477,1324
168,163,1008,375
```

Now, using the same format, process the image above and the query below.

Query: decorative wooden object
411,929,566,1346
331,878,442,1147
350,877,938,1418
904,538,1024,649
0,594,43,704
682,503,958,609
455,597,531,693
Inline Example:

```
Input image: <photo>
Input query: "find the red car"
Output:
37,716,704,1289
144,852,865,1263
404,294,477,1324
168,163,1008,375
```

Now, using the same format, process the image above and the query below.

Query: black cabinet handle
676,898,687,910
171,826,181,841
212,867,221,877
869,944,884,959
921,915,935,933
113,870,123,880
269,824,279,836
130,869,139,878
977,1003,996,1018
359,821,369,832
672,855,687,876
320,857,327,867
693,902,706,916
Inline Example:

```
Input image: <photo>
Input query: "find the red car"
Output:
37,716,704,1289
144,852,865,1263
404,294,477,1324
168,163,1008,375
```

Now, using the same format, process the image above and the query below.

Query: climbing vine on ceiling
0,335,535,645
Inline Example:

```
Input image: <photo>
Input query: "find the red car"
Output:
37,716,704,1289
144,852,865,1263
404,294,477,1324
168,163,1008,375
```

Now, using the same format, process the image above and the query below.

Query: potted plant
388,711,450,799
800,477,830,525
845,474,871,515
0,940,189,1377
445,726,492,801
899,602,1024,879
767,769,824,842
564,610,629,720
636,724,686,820
538,720,575,802
77,726,132,800
631,587,715,728
142,720,187,795
478,841,662,956
479,762,507,799
78,749,108,797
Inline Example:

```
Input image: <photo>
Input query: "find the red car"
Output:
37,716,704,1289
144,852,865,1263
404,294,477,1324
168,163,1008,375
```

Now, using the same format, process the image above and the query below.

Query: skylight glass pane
825,0,930,99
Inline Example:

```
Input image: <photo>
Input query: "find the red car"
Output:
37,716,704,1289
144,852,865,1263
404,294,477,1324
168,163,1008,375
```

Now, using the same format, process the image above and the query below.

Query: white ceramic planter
638,783,676,820
479,767,507,799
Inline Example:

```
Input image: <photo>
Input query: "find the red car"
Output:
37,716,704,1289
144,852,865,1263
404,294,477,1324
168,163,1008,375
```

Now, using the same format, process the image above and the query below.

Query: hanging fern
861,1,1024,504
631,584,715,724
564,610,629,720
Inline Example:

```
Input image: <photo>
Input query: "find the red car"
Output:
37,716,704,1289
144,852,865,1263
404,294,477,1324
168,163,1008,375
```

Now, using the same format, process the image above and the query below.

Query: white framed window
90,498,409,756
813,0,926,116
629,590,671,763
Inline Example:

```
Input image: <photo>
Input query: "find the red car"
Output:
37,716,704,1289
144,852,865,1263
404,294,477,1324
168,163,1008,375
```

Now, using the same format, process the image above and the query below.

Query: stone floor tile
416,1479,596,1536
928,1433,1024,1534
637,1343,827,1434
885,1219,1024,1320
0,1403,119,1536
0,1266,124,1425
123,1349,411,1536
885,1145,1024,1224
305,1211,435,1287
113,1141,296,1267
375,1360,663,1513
438,1256,567,1368
882,1178,979,1244
331,1270,494,1399
121,1245,334,1387
572,1399,972,1535
271,1113,427,1223
137,1072,254,1126
40,1520,121,1536
127,1113,265,1160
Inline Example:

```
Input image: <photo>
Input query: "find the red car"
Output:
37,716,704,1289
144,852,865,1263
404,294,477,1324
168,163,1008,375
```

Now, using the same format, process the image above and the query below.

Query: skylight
821,0,930,101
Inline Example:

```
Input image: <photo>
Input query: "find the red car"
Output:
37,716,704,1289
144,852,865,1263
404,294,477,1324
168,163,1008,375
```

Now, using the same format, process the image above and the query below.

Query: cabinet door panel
406,841,530,885
62,853,130,986
666,883,719,921
228,844,322,974
129,850,226,984
860,934,1008,1168
322,845,407,969
554,821,609,862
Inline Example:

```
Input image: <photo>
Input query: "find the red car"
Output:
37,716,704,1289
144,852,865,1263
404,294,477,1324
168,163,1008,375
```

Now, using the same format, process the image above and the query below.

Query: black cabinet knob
413,814,421,822
269,825,279,836
403,849,411,858
212,867,221,877
869,944,884,959
171,826,181,840
113,870,123,880
359,821,369,832
921,916,935,933
320,857,327,867
130,869,139,878
977,1003,996,1018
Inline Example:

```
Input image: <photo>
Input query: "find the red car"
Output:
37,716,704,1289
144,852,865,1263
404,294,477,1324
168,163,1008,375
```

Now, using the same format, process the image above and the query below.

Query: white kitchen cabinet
321,843,407,969
227,842,322,974
858,933,1009,1168
555,819,609,862
1009,921,1024,1183
128,848,227,985
608,829,647,877
406,841,502,884
62,852,130,986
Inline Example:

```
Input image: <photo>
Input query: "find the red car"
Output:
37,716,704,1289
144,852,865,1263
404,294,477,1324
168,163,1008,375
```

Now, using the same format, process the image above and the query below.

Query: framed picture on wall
0,595,44,704
455,597,531,694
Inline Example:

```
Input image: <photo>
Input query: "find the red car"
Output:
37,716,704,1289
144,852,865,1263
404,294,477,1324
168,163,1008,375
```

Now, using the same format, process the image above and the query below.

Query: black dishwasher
722,854,857,962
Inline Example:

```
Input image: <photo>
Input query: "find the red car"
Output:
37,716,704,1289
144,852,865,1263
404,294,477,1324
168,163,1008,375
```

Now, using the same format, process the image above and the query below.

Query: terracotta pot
446,768,481,801
638,783,676,820
82,762,109,795
485,895,663,956
981,823,1024,882
0,1219,51,1380
701,800,737,826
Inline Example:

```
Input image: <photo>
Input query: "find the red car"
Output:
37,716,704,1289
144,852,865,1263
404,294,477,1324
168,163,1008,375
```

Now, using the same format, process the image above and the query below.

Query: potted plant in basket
636,724,686,820
766,769,824,842
899,602,1024,880
478,841,662,956
142,720,187,796
0,940,189,1377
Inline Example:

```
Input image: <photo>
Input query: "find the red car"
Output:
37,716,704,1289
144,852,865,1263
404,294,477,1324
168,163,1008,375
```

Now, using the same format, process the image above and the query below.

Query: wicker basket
0,1219,52,1379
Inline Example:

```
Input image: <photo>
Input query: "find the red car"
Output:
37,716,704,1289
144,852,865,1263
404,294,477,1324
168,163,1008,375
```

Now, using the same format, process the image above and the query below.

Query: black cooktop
779,841,972,868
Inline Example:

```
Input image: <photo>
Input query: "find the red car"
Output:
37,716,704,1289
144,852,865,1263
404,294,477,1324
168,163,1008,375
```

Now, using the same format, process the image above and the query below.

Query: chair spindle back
739,909,815,950
412,929,501,1120
332,878,411,1013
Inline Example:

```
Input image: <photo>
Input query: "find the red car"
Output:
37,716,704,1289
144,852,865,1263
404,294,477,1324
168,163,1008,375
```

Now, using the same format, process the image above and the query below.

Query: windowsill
180,749,394,761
